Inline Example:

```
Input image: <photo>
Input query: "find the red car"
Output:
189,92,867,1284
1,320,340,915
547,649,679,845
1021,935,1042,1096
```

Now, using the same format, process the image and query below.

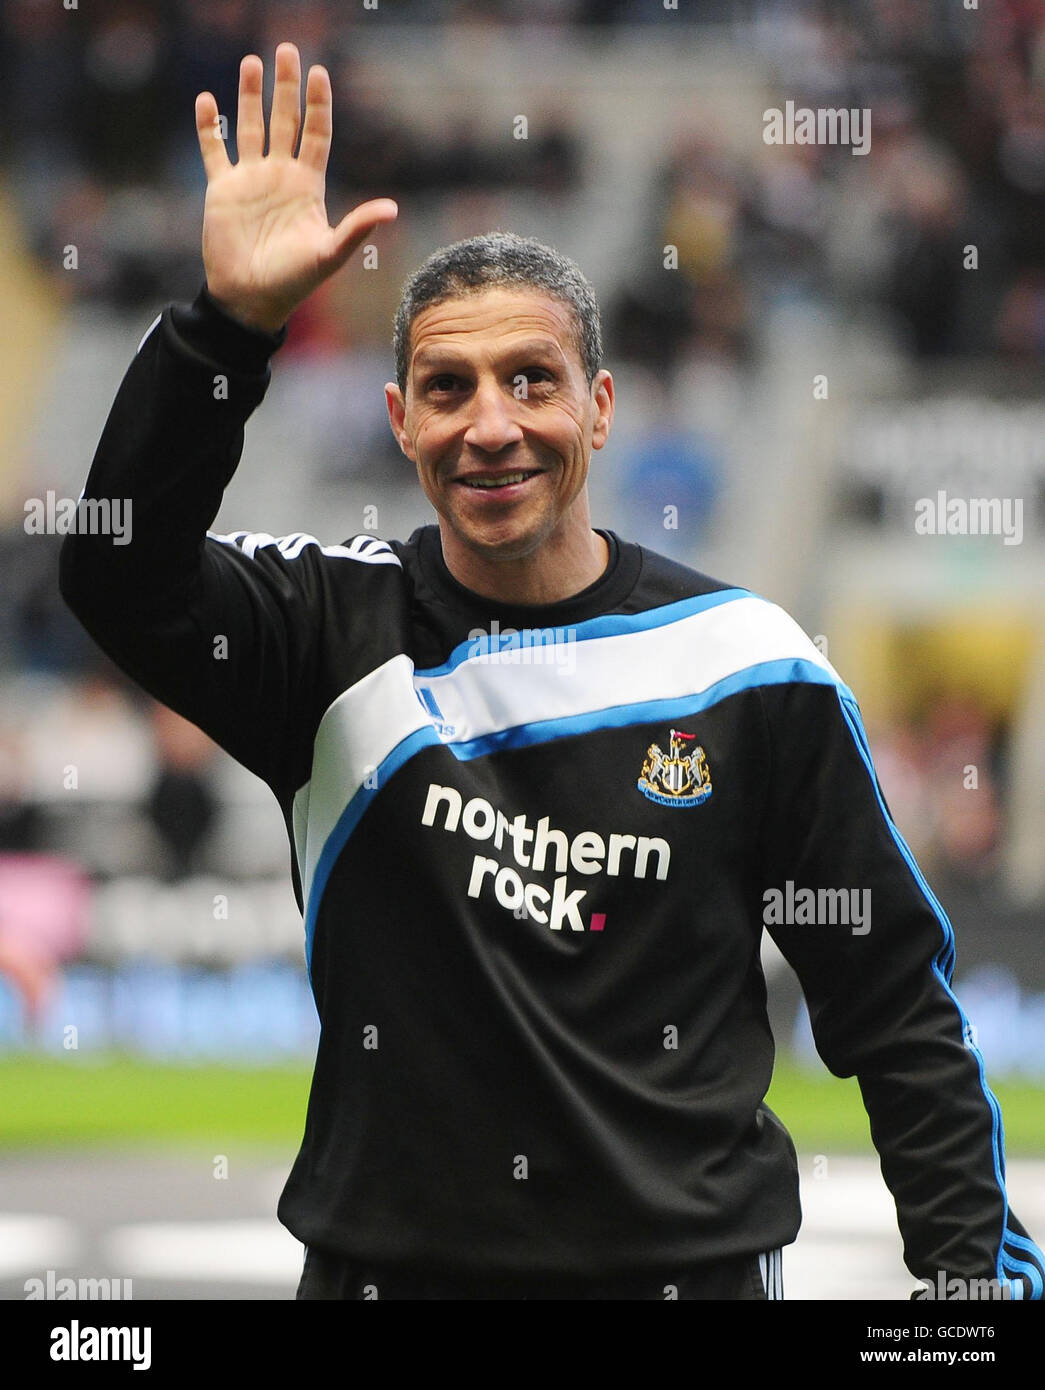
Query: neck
440,512,610,608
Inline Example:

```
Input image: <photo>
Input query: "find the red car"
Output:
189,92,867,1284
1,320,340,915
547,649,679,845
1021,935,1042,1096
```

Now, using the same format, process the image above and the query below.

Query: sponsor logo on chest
421,781,674,934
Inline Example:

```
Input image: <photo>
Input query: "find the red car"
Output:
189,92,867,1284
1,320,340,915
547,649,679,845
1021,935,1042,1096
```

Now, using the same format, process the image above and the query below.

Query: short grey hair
392,231,602,393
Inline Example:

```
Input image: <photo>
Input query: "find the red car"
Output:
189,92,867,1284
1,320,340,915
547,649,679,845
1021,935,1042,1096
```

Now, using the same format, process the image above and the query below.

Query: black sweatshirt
59,288,1044,1296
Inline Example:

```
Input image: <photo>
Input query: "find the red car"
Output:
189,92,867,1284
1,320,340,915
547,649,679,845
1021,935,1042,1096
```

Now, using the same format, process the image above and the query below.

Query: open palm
195,43,397,332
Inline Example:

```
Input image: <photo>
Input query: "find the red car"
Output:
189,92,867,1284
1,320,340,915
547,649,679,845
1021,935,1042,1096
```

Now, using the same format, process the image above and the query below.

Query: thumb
326,198,399,271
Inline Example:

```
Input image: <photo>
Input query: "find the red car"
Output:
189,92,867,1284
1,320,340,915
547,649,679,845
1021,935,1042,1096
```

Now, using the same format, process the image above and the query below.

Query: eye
519,367,554,387
426,374,461,393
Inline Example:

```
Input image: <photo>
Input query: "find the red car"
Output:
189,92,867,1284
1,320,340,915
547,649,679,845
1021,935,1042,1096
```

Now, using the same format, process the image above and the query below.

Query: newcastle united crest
638,728,712,808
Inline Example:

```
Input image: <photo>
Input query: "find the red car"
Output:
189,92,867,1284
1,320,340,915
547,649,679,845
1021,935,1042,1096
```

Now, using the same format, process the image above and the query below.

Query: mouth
455,469,543,495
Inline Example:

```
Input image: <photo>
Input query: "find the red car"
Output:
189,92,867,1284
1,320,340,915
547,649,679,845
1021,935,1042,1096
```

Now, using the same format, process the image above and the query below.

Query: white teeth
463,472,532,489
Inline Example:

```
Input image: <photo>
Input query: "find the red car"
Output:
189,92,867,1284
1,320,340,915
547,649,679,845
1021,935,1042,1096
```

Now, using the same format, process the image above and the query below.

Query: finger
298,64,333,174
268,41,302,158
195,92,232,181
236,53,265,160
326,198,399,271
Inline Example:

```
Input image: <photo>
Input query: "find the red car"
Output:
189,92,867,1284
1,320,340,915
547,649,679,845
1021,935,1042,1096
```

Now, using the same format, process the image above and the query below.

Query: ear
590,369,614,452
384,383,416,462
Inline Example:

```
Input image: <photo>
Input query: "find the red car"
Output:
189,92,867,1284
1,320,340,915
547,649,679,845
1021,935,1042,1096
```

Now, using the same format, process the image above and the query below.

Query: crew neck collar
415,524,640,629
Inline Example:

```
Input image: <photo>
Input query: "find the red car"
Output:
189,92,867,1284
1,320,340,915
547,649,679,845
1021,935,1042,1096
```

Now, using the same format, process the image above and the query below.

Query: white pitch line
103,1220,303,1285
0,1215,80,1277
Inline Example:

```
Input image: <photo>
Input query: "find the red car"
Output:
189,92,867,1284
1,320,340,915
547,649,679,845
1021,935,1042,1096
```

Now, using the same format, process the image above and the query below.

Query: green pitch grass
0,1054,311,1148
0,1053,1041,1153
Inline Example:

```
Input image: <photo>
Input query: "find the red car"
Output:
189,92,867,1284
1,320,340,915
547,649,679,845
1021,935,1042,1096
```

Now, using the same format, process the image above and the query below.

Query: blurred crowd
1,0,1041,356
869,691,1008,884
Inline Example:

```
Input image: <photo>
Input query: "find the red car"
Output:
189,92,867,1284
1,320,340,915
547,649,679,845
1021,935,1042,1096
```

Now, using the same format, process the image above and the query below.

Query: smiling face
385,286,614,602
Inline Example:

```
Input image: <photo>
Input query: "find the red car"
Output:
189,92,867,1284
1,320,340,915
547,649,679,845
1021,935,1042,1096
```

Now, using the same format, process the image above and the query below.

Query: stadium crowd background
0,0,1042,1071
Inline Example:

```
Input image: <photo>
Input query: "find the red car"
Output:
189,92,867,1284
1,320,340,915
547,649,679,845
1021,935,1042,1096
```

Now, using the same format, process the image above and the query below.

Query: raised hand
194,42,398,332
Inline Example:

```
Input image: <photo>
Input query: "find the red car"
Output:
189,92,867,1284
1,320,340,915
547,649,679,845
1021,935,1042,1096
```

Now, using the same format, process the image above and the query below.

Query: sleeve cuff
169,284,289,374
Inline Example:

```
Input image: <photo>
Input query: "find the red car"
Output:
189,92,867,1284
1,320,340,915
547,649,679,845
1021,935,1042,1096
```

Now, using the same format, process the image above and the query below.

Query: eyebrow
412,340,565,372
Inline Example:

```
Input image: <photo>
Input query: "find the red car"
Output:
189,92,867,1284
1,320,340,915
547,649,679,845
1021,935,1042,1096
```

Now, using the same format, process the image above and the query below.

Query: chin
468,529,541,561
461,519,550,564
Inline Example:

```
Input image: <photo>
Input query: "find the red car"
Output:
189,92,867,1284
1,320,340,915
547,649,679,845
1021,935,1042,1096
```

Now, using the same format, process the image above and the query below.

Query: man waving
60,43,1043,1302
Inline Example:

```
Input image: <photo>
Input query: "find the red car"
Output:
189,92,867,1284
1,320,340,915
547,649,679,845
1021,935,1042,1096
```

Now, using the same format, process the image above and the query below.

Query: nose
463,378,524,454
